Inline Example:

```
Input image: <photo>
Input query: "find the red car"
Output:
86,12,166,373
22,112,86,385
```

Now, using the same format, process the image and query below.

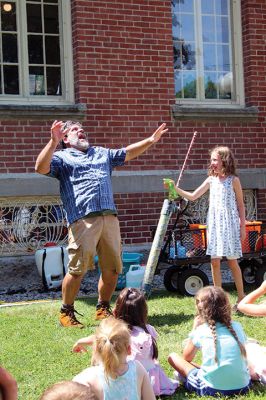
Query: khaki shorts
67,215,122,276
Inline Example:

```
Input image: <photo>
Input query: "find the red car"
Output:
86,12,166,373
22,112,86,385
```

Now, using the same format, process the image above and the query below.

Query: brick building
0,0,265,255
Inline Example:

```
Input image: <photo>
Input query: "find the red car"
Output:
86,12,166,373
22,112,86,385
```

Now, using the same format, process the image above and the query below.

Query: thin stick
176,131,197,187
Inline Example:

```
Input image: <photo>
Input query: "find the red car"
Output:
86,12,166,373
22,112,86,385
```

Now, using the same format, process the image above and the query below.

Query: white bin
35,246,68,289
126,265,145,289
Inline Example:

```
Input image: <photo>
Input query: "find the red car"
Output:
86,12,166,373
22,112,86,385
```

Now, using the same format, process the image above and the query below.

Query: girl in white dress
165,146,246,305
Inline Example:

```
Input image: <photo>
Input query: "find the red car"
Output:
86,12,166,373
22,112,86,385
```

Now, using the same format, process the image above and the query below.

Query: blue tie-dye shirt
48,146,126,225
97,360,140,400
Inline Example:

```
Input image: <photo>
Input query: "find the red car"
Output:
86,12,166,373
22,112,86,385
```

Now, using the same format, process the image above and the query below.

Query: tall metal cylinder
142,199,175,297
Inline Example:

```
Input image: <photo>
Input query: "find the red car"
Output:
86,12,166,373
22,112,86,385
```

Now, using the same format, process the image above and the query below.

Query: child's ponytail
114,287,158,359
94,317,130,380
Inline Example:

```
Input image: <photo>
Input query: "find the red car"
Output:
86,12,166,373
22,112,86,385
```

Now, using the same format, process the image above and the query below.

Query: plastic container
126,264,145,289
35,245,68,289
242,221,262,252
170,241,180,259
116,252,144,290
98,252,143,290
177,244,187,258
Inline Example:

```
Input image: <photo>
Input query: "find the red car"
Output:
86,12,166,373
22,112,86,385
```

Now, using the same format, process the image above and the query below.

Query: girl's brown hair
208,146,237,177
114,287,158,359
93,316,130,380
195,286,246,364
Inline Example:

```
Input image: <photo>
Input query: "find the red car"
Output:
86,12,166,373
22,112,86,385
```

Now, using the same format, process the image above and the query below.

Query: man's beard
69,137,89,151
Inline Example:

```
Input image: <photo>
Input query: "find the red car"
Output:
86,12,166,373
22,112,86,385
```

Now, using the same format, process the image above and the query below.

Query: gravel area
0,251,164,304
0,251,233,304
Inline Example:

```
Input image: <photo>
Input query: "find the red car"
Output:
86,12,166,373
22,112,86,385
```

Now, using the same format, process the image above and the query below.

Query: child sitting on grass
39,381,95,400
72,288,178,396
237,280,266,316
73,316,155,400
238,280,266,384
0,365,18,400
168,286,251,397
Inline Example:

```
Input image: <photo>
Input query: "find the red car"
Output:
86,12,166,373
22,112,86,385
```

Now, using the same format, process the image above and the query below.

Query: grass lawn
1,286,266,400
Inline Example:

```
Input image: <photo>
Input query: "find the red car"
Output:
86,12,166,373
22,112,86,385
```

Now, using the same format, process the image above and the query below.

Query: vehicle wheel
178,269,209,296
163,266,180,292
255,264,266,287
240,261,256,285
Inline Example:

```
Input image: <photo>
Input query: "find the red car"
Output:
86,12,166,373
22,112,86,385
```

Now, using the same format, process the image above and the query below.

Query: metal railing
0,196,67,256
0,190,257,256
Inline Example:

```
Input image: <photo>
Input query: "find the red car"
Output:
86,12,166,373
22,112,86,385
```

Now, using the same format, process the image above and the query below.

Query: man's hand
50,120,66,144
150,123,168,143
35,120,65,174
125,122,168,162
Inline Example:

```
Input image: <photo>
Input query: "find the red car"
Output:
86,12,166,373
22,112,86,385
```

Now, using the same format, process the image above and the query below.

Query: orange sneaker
95,303,113,320
59,307,84,328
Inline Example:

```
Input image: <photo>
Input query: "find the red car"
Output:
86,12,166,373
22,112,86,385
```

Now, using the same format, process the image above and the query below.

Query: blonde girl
40,381,95,400
168,286,250,396
73,316,155,400
166,146,246,305
73,288,178,396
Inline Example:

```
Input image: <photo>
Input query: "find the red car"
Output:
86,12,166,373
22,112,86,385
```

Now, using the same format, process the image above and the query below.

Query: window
0,0,74,104
172,0,244,106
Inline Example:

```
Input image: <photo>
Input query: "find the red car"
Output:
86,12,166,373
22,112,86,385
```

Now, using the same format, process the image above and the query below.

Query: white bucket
35,246,68,289
126,264,145,289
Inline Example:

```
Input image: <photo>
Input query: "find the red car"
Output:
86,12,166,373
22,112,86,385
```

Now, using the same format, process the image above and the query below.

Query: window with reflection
0,0,73,102
172,0,243,104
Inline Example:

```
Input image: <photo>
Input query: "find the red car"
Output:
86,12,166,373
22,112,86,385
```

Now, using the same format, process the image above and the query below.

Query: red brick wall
240,0,266,221
1,0,266,244
115,192,166,245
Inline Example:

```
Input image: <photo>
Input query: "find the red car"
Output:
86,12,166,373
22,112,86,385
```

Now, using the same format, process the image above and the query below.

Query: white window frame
0,0,74,105
173,0,245,108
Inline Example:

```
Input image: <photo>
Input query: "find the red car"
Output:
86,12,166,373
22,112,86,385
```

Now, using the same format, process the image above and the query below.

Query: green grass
1,288,266,400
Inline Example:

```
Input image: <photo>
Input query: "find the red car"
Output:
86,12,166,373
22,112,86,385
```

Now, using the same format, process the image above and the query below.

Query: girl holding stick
165,146,246,306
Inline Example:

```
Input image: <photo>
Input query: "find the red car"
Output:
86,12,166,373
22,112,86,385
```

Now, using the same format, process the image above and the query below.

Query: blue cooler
97,252,143,290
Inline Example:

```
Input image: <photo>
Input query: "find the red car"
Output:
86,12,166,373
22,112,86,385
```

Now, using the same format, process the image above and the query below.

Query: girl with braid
168,286,251,396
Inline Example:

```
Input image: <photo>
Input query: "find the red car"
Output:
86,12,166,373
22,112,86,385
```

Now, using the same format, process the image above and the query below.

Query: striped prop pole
142,199,176,297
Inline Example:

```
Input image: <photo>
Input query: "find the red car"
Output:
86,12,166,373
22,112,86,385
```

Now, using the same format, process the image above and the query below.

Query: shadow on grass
157,382,266,400
149,312,193,327
77,290,194,327
77,289,182,305
251,381,266,395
